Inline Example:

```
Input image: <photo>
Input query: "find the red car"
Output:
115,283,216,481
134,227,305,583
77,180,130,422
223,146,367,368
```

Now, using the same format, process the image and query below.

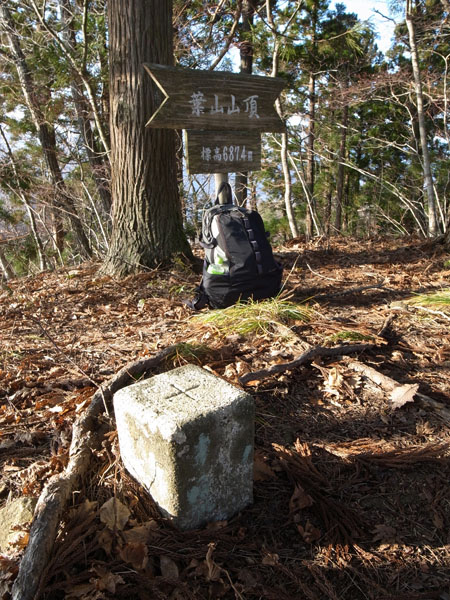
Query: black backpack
191,183,283,309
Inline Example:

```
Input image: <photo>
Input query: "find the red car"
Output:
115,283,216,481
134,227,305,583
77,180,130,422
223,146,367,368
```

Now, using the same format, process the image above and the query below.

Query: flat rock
0,497,37,553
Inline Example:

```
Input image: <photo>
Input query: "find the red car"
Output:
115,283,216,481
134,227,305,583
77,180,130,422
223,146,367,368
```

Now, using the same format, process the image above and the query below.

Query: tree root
238,343,375,385
12,345,177,600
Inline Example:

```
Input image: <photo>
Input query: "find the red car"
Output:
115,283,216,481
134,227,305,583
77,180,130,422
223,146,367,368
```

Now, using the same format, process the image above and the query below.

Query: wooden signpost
144,63,285,191
143,63,285,133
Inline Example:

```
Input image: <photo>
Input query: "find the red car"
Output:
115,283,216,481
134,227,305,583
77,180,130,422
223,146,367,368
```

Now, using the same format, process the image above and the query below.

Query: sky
331,0,400,54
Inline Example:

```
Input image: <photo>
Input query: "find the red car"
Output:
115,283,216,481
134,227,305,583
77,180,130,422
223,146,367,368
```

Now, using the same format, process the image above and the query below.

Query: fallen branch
346,359,450,421
12,345,177,600
238,343,374,385
321,439,449,467
305,262,346,282
316,283,399,298
409,304,450,321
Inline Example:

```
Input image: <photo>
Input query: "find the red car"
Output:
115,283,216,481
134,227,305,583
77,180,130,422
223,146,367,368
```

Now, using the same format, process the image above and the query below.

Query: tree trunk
405,0,439,236
325,167,333,236
444,228,450,247
334,90,349,233
102,0,192,276
0,3,92,258
0,246,15,280
266,0,299,238
235,0,256,205
281,131,299,237
305,73,316,238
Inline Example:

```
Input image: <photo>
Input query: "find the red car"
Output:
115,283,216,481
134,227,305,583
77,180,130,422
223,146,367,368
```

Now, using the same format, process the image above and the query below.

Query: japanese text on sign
190,93,260,119
201,145,253,163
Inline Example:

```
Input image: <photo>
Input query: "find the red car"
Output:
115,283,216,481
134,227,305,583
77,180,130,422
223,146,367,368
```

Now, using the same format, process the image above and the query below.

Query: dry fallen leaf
99,498,130,531
223,363,238,379
323,366,344,398
205,542,222,581
92,566,124,594
372,523,397,543
235,361,250,376
122,520,159,544
297,520,321,543
160,555,179,580
390,383,419,410
120,542,148,570
253,451,276,481
289,484,313,514
9,530,30,551
97,528,114,555
261,551,279,566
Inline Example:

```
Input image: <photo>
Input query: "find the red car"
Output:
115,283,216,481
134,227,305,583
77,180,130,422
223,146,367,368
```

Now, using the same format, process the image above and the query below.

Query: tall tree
236,0,256,205
0,1,92,258
405,0,439,235
0,123,47,271
59,0,111,213
266,0,300,238
303,0,326,237
102,0,192,276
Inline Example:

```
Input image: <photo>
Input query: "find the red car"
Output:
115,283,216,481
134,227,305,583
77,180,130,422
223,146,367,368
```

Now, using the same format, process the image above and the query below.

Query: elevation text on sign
185,131,261,174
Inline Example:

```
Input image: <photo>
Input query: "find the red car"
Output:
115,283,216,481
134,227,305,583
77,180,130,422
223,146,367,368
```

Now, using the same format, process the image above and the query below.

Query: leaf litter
0,236,450,599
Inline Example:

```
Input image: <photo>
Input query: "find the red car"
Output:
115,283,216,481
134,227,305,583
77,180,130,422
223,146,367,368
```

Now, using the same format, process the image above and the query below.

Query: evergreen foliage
0,0,449,277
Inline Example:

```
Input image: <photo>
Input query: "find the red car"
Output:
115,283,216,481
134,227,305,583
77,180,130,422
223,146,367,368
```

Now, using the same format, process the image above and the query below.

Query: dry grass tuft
191,297,314,336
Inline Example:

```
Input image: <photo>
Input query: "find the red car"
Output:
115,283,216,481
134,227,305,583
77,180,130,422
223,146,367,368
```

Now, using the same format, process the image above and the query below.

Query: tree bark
281,130,299,237
405,0,439,236
102,0,192,276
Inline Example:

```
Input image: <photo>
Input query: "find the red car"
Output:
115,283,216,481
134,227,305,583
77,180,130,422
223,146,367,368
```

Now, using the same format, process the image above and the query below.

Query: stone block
113,364,254,530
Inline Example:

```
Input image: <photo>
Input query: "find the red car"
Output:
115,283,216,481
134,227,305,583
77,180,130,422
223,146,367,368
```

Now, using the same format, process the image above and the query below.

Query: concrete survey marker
113,364,254,530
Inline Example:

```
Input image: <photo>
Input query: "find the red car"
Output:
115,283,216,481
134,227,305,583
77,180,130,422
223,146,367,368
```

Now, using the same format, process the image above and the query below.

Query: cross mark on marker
163,382,200,401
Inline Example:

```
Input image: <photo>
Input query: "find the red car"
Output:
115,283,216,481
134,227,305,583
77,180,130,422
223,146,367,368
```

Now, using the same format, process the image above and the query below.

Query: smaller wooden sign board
185,130,261,174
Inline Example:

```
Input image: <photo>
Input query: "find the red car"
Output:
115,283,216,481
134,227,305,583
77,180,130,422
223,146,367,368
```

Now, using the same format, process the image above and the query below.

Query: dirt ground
1,236,449,600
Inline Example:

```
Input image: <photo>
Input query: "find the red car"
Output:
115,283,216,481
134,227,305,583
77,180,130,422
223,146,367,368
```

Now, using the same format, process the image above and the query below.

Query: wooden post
215,173,229,205
144,63,285,207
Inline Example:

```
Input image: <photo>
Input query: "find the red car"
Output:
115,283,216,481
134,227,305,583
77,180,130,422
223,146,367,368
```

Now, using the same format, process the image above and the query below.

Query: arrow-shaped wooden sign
144,63,285,133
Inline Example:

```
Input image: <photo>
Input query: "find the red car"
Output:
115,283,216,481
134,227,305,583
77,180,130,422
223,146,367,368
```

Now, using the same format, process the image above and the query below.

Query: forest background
0,0,449,278
1,3,450,598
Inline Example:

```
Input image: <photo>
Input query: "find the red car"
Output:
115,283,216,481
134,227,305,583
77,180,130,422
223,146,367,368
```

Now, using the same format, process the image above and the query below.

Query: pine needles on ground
166,342,211,366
